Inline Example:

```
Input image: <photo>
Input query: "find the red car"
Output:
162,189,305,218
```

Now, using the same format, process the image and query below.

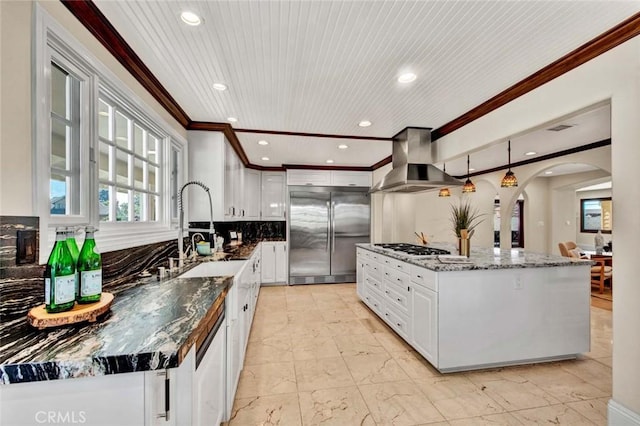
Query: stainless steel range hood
370,127,463,193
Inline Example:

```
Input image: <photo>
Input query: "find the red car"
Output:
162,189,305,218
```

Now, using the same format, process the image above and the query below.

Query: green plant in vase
450,201,485,255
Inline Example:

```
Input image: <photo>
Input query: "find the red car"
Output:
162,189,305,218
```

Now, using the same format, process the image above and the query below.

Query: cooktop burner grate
374,243,450,256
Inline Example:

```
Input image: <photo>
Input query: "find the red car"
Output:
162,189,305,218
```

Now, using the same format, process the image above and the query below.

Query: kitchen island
356,243,593,373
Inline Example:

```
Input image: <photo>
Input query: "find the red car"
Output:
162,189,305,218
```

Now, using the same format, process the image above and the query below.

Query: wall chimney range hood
370,127,463,193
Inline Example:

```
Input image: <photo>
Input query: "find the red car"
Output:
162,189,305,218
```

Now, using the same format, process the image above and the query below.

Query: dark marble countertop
357,243,594,272
223,238,285,260
0,274,232,384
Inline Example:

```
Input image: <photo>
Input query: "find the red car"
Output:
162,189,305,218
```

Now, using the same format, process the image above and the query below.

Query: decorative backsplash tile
189,221,286,244
0,216,39,268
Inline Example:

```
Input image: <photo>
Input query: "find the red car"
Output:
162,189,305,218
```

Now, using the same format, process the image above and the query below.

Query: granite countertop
0,274,233,384
357,243,594,272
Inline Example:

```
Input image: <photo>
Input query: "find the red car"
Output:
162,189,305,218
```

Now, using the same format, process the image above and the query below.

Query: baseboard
609,399,640,425
260,282,287,287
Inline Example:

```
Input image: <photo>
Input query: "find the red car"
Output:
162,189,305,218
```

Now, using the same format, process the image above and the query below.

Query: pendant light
438,163,451,197
501,140,518,188
462,155,476,193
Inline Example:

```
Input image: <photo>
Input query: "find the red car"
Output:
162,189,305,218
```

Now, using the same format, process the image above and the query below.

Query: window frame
580,197,612,234
34,5,186,261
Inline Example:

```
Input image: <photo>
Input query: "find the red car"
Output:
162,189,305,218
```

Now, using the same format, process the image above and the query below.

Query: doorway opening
494,198,524,248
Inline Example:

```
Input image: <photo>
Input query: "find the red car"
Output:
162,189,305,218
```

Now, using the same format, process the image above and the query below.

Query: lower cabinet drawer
383,282,411,315
363,290,384,316
383,305,411,341
365,276,383,295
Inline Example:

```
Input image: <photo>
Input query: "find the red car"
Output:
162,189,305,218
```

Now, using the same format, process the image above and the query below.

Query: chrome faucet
191,232,205,259
178,181,215,263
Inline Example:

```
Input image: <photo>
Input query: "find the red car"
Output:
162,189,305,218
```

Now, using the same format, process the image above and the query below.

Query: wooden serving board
27,292,114,330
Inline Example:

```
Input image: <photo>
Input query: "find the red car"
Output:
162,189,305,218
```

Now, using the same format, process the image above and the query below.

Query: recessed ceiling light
525,151,537,156
258,140,269,146
180,11,201,26
398,72,417,83
213,83,227,91
227,117,238,123
545,171,553,175
358,120,372,127
326,159,334,164
261,157,270,161
338,144,348,149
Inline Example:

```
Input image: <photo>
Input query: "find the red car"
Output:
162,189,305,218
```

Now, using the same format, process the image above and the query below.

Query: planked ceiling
93,1,639,170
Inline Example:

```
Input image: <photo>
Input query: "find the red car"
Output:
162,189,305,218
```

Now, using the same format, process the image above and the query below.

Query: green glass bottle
77,226,102,304
45,228,76,313
65,227,80,299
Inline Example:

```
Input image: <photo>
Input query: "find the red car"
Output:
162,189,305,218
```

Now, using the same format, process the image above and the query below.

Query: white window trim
34,5,186,262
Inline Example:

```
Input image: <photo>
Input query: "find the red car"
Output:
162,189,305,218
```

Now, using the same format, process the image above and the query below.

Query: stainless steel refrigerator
288,187,370,285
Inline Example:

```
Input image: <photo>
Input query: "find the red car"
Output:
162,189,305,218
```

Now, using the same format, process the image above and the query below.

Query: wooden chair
558,242,612,294
591,259,613,294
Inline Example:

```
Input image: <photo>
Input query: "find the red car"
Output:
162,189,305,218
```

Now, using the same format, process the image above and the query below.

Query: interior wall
0,1,187,217
520,177,549,253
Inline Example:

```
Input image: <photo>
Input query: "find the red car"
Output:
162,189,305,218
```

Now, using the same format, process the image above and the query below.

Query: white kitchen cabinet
145,347,194,426
356,248,365,299
287,169,331,186
261,172,286,219
0,371,146,426
243,168,261,220
224,141,244,219
0,348,196,426
261,241,287,284
187,131,225,221
193,319,226,426
330,171,372,187
411,283,438,365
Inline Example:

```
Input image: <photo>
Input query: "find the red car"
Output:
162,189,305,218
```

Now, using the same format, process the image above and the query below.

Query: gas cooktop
374,243,450,256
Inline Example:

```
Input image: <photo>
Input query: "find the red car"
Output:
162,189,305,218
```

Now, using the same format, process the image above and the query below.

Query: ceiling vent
547,124,573,132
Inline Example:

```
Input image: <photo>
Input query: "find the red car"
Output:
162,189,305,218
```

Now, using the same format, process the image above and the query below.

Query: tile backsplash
189,221,286,244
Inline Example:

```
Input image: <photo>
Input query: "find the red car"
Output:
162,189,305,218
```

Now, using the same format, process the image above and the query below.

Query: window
97,96,161,223
34,5,185,256
50,62,82,216
580,197,612,233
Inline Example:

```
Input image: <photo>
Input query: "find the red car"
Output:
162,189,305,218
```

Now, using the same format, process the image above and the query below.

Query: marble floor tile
326,319,371,336
559,359,612,394
292,335,342,361
235,362,298,398
229,393,302,426
349,302,378,319
343,353,410,385
259,286,287,296
565,397,609,426
360,317,390,333
253,309,288,324
248,321,290,342
359,380,445,425
481,378,560,411
510,403,596,425
294,357,355,392
287,309,326,324
391,350,441,379
333,333,388,357
373,331,414,353
517,366,609,403
244,336,293,365
463,365,531,386
286,296,318,311
593,357,612,368
320,307,358,321
298,386,374,426
447,413,523,425
414,375,504,420
287,322,333,339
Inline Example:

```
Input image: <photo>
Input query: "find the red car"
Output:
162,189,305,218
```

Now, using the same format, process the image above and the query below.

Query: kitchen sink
179,260,245,278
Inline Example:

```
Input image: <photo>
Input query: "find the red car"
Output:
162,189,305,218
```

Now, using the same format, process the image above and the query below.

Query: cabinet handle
407,286,410,292
417,275,423,278
397,298,402,302
396,278,401,282
156,371,170,421
397,323,402,328
385,313,389,316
